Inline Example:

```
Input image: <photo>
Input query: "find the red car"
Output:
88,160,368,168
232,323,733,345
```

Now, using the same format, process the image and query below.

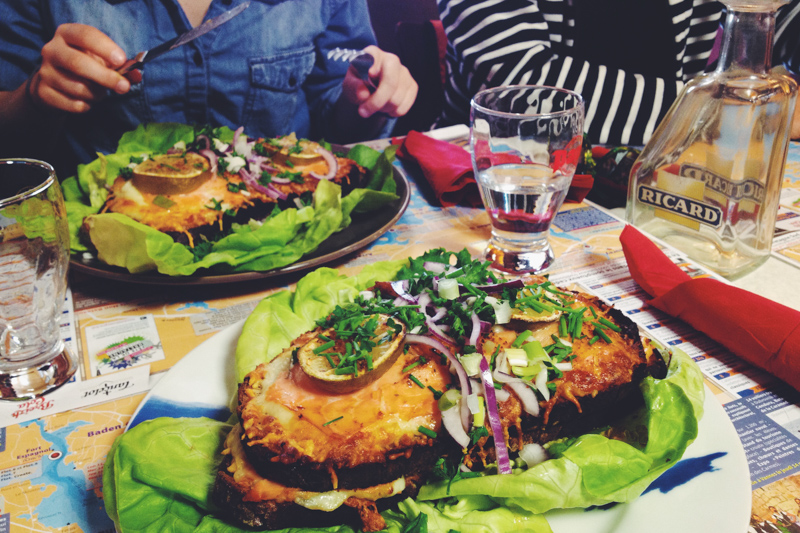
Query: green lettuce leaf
67,123,399,275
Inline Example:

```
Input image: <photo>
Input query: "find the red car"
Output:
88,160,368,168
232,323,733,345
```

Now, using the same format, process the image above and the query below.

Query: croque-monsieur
214,250,666,531
99,131,365,248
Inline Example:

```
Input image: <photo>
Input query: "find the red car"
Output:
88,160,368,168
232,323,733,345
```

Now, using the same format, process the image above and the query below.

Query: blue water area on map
128,397,231,429
643,452,726,495
20,419,115,531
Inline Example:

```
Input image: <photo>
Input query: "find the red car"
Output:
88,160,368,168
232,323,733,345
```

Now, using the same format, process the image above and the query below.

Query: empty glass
470,85,585,274
0,159,77,400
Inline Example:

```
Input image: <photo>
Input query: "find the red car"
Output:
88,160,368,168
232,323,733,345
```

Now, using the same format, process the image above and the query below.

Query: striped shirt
438,0,800,145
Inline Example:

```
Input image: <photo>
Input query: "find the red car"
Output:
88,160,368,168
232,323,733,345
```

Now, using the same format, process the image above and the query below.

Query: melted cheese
242,344,451,466
225,424,406,508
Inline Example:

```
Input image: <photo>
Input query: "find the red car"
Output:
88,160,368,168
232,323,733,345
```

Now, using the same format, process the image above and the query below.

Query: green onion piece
512,330,532,347
418,426,437,438
323,416,343,426
592,321,608,330
365,354,373,371
334,366,356,375
313,340,335,354
589,335,599,345
589,306,598,318
595,328,612,343
559,315,568,337
598,317,622,332
572,316,584,338
410,375,425,388
323,353,336,368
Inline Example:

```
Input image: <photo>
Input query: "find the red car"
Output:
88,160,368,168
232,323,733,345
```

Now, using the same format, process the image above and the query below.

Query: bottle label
636,163,762,231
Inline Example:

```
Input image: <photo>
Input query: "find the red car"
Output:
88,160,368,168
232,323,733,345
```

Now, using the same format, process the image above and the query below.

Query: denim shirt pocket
244,47,316,135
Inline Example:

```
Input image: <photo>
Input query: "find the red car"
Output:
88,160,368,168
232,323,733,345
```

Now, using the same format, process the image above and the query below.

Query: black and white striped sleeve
437,0,719,146
775,0,800,76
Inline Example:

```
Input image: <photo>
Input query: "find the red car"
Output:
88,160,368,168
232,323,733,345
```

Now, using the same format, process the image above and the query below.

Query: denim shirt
0,0,381,174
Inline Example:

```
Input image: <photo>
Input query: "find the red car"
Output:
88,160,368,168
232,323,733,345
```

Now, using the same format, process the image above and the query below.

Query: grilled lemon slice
298,314,406,394
131,153,211,195
268,134,324,166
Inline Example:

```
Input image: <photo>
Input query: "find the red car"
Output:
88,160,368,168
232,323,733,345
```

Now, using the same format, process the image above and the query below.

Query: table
3,137,800,532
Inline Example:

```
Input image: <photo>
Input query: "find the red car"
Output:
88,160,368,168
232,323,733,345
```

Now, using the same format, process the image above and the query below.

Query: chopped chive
427,385,443,399
595,328,612,343
409,375,425,388
589,306,598,318
365,354,373,371
324,416,343,426
559,316,568,337
418,426,438,438
572,316,584,338
598,317,622,332
512,330,532,347
318,334,332,342
589,335,599,345
313,340,335,354
323,353,336,368
334,366,356,375
403,360,422,373
592,321,608,330
494,381,504,390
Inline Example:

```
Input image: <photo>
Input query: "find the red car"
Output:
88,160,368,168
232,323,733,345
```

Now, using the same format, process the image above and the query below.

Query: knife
117,1,250,75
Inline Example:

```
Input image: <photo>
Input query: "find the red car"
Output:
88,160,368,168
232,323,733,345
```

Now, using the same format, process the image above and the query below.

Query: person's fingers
357,48,418,118
32,24,132,112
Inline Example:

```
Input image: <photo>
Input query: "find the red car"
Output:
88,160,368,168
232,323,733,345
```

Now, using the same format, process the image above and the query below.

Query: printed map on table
0,395,143,532
773,146,800,267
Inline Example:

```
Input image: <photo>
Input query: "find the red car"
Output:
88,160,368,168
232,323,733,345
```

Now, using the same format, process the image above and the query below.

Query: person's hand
341,45,417,119
29,23,138,113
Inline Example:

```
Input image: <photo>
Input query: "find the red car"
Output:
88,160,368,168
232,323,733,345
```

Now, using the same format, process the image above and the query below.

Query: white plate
128,321,751,533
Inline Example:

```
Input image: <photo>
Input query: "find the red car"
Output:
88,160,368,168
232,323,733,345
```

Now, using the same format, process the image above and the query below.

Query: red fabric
620,225,800,392
395,130,594,207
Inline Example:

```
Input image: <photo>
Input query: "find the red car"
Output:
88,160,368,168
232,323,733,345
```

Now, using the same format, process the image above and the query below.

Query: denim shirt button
193,51,203,66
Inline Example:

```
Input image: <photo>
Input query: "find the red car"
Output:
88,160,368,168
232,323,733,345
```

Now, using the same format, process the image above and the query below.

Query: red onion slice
468,312,481,346
406,334,470,430
423,261,447,274
479,356,513,474
391,280,417,303
441,405,470,448
309,146,338,180
200,149,218,174
507,381,540,417
239,168,287,200
195,134,210,151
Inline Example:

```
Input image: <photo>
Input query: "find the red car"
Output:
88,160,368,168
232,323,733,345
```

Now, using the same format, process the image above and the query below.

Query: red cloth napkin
394,130,594,207
620,225,800,392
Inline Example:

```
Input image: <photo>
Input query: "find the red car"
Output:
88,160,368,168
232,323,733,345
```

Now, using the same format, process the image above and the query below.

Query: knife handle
117,51,147,76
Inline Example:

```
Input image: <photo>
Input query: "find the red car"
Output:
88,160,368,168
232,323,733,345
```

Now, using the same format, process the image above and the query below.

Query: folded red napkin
394,130,594,207
620,225,800,392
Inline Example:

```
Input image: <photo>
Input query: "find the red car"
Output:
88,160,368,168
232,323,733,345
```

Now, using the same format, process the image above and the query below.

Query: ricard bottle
626,0,797,279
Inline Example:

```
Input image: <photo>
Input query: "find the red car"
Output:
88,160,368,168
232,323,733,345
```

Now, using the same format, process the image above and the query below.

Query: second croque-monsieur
99,130,365,248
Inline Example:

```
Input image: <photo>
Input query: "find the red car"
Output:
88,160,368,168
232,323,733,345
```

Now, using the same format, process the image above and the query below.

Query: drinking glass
0,159,77,400
470,85,585,274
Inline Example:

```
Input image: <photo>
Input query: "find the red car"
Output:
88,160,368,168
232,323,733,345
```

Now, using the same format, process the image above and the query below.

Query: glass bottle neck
716,7,777,74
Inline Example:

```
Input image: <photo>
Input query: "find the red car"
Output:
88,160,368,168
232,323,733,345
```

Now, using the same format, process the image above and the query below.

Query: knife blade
117,1,250,75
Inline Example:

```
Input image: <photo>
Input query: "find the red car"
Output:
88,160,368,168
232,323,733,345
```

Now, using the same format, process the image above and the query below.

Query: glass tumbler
470,85,585,274
0,159,77,400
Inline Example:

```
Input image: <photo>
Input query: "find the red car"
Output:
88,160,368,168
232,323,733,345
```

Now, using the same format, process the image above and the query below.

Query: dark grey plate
69,166,410,285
